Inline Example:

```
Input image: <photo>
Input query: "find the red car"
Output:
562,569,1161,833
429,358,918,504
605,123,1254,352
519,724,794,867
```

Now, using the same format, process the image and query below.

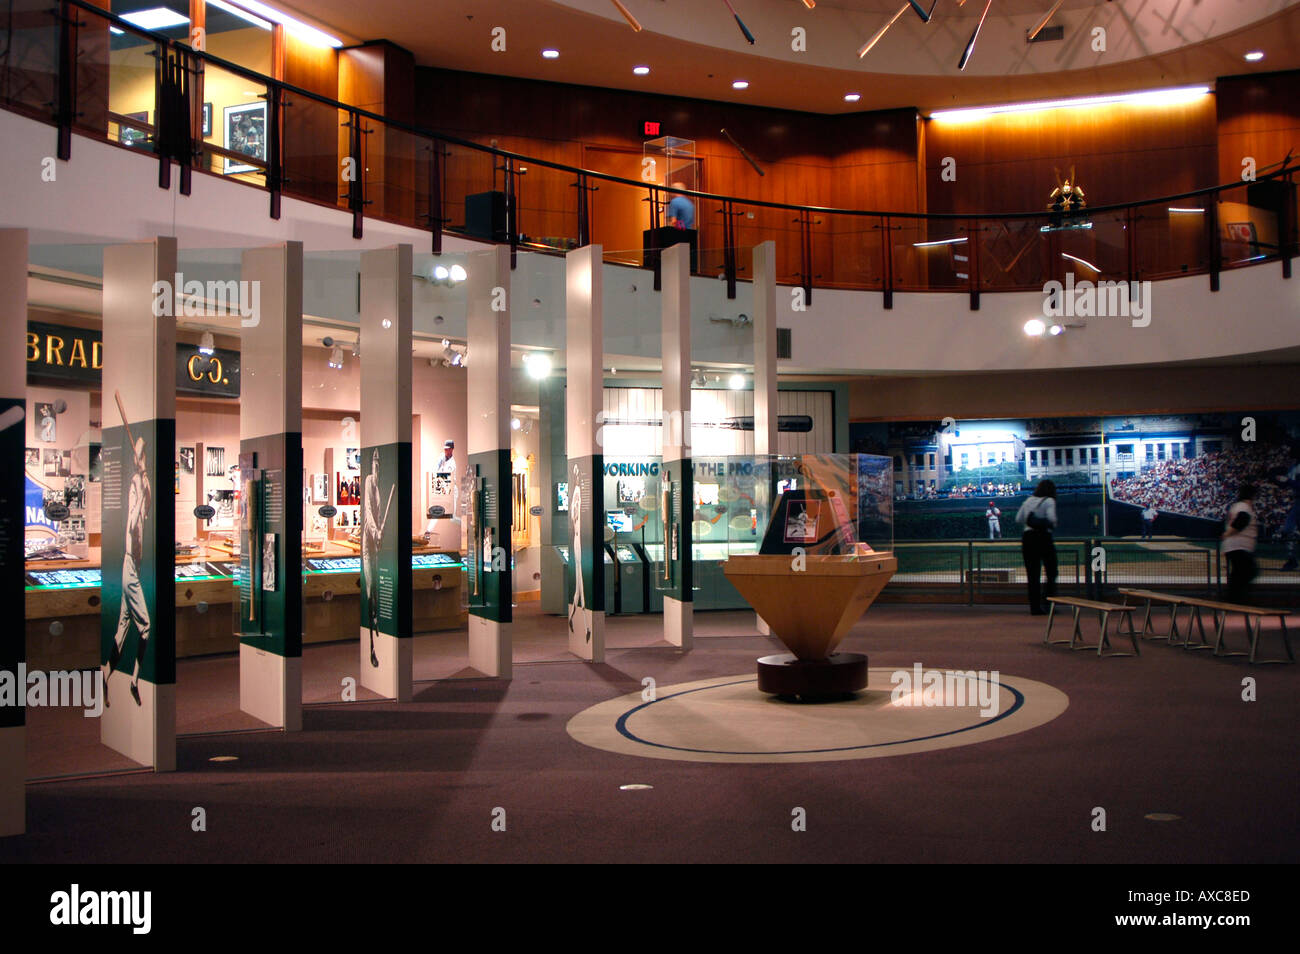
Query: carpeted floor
3,603,1296,863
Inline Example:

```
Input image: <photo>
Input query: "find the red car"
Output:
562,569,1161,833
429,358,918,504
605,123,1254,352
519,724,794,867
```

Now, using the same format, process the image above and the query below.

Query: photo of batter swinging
103,391,151,708
363,447,395,669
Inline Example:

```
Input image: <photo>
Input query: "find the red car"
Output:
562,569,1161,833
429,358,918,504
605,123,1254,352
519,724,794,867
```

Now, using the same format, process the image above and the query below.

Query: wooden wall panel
417,67,921,277
1216,72,1300,183
923,97,1219,215
340,41,417,225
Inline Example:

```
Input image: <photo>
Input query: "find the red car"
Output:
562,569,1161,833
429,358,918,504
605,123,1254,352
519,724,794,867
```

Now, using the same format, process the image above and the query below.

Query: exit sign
644,121,660,136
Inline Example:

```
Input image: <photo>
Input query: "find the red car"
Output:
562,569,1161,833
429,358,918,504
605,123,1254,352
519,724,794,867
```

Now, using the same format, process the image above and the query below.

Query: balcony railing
2,0,1295,305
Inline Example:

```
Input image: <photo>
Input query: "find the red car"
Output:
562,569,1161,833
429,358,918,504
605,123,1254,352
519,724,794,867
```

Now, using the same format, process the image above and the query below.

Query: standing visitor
1016,480,1058,615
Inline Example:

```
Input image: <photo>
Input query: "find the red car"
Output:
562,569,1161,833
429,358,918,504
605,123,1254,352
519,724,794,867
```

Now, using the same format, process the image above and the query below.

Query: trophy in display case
723,454,896,700
642,135,699,272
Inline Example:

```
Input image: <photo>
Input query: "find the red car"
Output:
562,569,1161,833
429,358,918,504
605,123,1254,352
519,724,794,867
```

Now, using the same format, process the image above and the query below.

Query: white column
465,245,512,677
753,241,778,636
661,243,693,648
100,237,177,771
0,229,28,833
565,245,605,662
238,242,304,730
359,245,414,701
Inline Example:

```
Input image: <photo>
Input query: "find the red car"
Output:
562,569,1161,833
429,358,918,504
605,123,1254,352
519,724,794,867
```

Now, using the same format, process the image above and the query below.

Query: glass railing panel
279,92,341,204
440,141,499,241
1218,179,1281,270
1050,207,1130,289
362,117,421,229
1132,197,1210,280
193,59,266,186
825,212,885,291
974,217,1046,291
0,0,59,120
104,28,160,151
514,160,580,254
892,219,970,292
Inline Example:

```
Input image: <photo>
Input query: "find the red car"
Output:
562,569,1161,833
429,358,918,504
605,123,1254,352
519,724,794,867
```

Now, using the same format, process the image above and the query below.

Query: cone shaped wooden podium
724,553,897,698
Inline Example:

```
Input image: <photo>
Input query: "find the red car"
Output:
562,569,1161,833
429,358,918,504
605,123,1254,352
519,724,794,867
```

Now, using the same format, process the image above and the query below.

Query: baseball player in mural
103,431,151,707
567,462,590,643
363,448,396,668
1274,452,1300,571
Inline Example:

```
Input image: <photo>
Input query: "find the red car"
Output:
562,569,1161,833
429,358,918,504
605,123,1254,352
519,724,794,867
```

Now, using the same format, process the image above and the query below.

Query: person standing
1140,504,1156,540
435,439,458,513
985,501,1002,539
1016,479,1058,616
1222,483,1258,605
666,181,695,230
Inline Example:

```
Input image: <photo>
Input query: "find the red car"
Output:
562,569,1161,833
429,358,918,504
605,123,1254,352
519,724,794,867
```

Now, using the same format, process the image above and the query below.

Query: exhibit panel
99,238,177,771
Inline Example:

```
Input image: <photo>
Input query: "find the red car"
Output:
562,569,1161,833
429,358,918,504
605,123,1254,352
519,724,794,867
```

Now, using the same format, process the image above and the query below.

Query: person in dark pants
1016,479,1058,615
1222,483,1258,605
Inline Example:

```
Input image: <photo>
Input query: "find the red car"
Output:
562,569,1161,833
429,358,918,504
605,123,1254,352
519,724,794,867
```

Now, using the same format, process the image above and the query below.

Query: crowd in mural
1110,443,1298,535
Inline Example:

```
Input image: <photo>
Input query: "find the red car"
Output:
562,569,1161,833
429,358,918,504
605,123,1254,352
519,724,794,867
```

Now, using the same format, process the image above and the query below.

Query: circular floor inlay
567,669,1069,764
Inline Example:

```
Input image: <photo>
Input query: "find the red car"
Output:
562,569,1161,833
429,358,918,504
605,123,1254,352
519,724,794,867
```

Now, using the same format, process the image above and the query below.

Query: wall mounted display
179,445,195,475
201,102,212,137
42,448,59,476
24,448,38,467
346,448,361,472
205,446,226,476
312,473,329,504
34,402,55,442
223,102,266,175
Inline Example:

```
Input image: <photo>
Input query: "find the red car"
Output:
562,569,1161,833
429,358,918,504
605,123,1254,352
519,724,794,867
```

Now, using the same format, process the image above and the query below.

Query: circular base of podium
756,652,869,701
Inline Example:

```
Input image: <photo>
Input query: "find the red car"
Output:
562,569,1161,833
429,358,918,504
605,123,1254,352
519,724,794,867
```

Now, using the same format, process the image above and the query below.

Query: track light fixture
327,345,345,369
198,331,215,355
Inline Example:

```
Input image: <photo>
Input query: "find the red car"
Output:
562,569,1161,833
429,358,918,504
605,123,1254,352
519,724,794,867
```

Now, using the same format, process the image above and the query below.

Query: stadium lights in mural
958,0,994,70
610,0,642,32
1027,0,1064,41
722,0,756,45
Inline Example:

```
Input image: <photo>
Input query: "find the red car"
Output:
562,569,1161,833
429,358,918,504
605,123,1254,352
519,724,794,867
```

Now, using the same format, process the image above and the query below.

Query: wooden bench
1116,587,1192,643
1176,596,1294,664
1118,588,1296,664
1044,597,1140,657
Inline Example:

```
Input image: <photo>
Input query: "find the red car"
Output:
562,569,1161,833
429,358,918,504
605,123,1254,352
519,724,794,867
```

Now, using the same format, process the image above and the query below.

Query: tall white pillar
465,246,512,677
661,244,693,649
359,246,413,701
0,229,28,833
753,241,778,636
100,238,177,771
565,245,605,662
238,242,304,730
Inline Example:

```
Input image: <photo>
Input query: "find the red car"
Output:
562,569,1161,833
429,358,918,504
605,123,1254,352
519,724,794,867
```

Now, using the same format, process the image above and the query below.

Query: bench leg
1185,606,1212,651
1282,617,1295,664
1097,611,1110,656
1248,616,1297,665
1167,604,1184,644
1127,613,1141,656
1212,611,1249,659
1070,608,1083,650
1043,602,1057,644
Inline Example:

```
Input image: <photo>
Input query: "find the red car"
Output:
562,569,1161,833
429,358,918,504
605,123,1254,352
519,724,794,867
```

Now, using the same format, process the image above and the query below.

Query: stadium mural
850,411,1300,562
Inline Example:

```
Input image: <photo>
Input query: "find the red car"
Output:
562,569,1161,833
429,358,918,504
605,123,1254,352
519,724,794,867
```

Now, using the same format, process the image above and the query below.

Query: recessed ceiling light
732,80,749,90
119,7,189,30
844,93,861,103
1244,51,1264,62
633,65,650,75
542,49,560,59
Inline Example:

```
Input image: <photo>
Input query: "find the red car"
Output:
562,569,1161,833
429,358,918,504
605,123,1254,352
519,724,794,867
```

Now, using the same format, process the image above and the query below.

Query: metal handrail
55,0,1298,225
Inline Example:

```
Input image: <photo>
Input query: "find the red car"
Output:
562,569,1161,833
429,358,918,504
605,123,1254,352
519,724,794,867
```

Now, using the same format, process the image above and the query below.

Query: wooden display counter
25,544,467,670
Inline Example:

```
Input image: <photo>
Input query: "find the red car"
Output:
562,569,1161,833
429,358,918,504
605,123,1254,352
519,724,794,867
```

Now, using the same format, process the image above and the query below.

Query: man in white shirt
1141,505,1157,540
1221,483,1258,604
103,436,151,707
435,440,458,513
985,501,1002,539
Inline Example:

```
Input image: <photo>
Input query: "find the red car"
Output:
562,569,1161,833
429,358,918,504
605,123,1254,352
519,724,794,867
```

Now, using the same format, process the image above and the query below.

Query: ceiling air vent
777,327,792,360
1027,25,1064,43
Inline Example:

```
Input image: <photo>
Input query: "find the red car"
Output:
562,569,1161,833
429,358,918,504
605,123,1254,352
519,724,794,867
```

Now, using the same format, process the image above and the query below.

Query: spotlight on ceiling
541,48,560,59
449,264,467,282
433,264,449,282
523,352,552,380
1244,51,1264,62
1024,318,1046,337
511,417,522,431
1048,323,1064,336
732,80,749,90
633,65,650,75
844,93,861,103
198,331,215,355
327,345,345,369
692,369,708,387
728,373,746,390
429,262,467,287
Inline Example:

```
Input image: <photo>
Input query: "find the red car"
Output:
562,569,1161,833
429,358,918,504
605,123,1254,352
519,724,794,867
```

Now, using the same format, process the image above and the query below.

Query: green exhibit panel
640,543,666,613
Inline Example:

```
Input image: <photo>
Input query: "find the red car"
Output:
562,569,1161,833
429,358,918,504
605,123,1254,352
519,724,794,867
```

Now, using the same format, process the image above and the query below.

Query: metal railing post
881,215,894,309
1208,197,1221,291
266,84,282,220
